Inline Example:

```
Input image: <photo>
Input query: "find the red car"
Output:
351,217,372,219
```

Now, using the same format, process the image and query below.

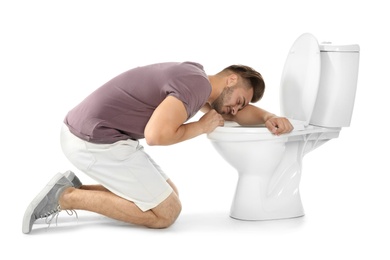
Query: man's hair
222,65,265,103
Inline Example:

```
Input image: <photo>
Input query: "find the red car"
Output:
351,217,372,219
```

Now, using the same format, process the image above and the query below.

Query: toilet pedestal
228,140,305,220
210,131,336,221
230,169,305,220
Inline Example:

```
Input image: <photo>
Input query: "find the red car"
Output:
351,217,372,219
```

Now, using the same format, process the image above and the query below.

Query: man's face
211,86,253,115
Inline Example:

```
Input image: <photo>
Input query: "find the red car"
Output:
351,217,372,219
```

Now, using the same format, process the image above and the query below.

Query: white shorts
60,124,173,212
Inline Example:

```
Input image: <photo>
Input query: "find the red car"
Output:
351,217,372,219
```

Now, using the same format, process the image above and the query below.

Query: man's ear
226,73,238,87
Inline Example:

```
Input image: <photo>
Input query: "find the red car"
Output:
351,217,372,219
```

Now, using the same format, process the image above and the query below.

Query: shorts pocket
108,141,138,161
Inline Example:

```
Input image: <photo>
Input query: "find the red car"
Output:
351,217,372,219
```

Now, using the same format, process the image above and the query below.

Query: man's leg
60,125,181,228
59,185,181,228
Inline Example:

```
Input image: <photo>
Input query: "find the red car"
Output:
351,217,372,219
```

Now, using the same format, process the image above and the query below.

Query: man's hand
199,109,224,134
265,116,294,136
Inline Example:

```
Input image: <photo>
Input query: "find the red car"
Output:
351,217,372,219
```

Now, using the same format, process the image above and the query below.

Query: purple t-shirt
64,62,211,144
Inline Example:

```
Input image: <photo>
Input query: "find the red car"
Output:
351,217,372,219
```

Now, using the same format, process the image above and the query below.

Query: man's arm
201,103,293,135
222,104,275,125
231,104,293,135
144,96,224,146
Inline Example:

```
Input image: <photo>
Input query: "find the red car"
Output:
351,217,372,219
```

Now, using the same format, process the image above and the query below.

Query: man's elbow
144,130,173,146
144,131,160,146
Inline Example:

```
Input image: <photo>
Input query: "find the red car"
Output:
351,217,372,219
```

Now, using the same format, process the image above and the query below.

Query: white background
1,0,389,259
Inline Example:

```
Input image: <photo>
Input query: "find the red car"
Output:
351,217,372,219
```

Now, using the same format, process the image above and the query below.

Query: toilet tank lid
320,43,360,52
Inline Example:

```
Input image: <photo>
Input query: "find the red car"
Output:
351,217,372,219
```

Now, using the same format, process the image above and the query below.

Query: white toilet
207,33,360,221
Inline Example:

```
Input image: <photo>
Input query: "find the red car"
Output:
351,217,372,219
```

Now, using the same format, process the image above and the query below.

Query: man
22,61,293,234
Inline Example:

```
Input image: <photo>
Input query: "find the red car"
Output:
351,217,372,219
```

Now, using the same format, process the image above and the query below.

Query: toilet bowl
207,33,360,221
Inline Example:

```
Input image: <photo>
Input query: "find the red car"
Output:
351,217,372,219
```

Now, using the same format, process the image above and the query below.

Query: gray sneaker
22,173,73,234
63,170,82,188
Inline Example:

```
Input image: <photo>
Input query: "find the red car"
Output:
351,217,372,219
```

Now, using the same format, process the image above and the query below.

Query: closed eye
239,97,247,111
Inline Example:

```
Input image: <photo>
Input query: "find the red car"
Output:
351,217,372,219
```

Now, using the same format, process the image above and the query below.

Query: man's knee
152,205,181,229
149,193,182,229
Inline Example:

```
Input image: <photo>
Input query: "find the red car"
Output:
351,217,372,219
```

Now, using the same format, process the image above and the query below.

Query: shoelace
42,205,78,229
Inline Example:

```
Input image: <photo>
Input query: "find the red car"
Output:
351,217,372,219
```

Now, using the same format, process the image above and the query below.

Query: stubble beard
210,87,234,114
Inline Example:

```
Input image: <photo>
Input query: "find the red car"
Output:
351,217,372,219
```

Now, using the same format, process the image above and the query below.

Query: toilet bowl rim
207,121,341,141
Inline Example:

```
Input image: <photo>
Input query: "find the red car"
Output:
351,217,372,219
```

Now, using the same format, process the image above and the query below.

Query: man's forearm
224,105,276,125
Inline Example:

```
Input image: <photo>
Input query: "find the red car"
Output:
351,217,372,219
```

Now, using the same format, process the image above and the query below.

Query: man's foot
22,173,73,234
63,170,82,188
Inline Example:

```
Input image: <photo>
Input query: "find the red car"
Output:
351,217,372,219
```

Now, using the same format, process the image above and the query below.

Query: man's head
210,65,265,115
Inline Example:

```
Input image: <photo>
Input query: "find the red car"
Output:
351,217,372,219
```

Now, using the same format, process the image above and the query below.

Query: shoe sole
63,171,82,188
22,173,65,234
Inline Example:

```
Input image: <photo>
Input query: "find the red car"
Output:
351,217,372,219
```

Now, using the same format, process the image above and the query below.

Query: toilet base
230,209,305,221
230,213,305,221
229,171,305,221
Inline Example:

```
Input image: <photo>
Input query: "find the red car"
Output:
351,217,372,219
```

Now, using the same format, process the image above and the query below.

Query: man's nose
231,105,238,115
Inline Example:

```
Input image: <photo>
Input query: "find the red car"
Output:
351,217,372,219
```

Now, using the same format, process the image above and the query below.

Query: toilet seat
208,120,340,142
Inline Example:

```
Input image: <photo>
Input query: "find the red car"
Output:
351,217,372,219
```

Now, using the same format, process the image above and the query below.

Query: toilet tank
310,43,360,127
